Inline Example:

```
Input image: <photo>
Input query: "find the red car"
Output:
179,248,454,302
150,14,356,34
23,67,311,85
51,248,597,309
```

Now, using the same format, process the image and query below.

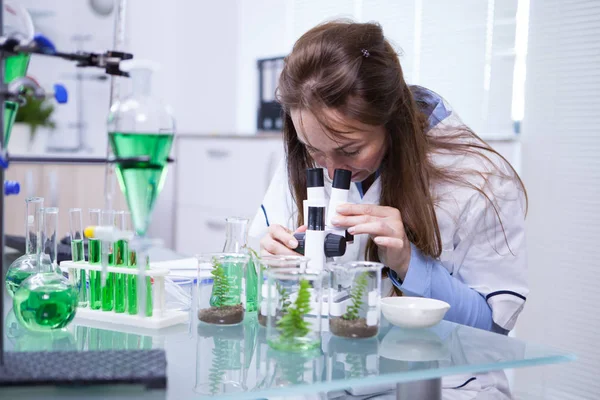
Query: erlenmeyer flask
13,207,78,332
5,196,48,297
2,1,34,145
107,59,176,237
223,217,258,312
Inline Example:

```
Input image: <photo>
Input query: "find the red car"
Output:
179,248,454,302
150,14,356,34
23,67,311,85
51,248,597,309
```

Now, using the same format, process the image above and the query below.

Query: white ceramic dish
380,297,450,329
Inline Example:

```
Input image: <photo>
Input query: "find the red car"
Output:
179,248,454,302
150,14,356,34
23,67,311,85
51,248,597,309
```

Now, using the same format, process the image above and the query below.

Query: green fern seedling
278,284,291,314
277,279,311,340
209,261,229,308
342,272,369,321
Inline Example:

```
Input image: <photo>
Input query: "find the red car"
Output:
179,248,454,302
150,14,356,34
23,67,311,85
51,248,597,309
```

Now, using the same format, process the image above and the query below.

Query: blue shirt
388,244,501,332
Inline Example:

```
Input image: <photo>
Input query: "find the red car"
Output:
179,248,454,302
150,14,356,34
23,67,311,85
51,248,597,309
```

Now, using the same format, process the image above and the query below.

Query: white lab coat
248,92,527,399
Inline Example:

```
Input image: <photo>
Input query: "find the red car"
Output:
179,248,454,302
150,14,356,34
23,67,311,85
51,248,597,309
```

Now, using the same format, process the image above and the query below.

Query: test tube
114,211,128,313
69,208,88,307
101,210,116,311
125,211,138,315
88,208,102,310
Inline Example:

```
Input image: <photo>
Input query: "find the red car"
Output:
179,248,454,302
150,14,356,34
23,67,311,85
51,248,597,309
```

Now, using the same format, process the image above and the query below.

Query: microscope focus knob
324,233,346,257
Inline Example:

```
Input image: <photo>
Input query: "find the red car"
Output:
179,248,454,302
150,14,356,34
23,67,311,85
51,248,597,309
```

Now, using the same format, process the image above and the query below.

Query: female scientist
249,20,528,337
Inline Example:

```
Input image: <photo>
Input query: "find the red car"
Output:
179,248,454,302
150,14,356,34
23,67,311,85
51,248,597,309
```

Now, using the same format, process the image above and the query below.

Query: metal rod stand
396,378,442,400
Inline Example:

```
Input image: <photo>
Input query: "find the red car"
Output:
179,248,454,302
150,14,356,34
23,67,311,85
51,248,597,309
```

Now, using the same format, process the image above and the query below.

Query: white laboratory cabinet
173,134,285,255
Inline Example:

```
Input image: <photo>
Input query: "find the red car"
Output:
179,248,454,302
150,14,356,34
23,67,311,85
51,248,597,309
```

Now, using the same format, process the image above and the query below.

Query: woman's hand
259,224,306,257
332,204,412,279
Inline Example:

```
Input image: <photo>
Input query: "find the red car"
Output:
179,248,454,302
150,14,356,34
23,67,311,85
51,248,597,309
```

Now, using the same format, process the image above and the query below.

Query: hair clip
361,48,370,58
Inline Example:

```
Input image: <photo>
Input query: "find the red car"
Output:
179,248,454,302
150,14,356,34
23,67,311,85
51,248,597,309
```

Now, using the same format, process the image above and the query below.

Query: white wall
125,0,239,245
19,0,114,156
514,0,600,399
233,0,521,138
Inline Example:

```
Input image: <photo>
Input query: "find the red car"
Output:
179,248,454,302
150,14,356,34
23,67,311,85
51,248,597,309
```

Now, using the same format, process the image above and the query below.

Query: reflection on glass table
4,307,155,353
2,303,575,400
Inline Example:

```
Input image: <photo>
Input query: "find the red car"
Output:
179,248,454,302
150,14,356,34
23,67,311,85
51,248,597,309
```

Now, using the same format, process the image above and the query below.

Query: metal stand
0,1,172,392
396,378,442,400
0,0,7,365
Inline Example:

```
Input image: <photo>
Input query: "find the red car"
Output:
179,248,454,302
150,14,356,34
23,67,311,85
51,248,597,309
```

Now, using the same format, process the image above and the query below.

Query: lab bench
1,284,573,400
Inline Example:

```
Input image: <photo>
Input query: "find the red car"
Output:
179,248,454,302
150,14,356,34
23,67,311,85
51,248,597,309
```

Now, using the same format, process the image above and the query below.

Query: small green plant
209,261,228,308
278,284,291,313
343,272,369,321
15,91,56,140
277,279,311,340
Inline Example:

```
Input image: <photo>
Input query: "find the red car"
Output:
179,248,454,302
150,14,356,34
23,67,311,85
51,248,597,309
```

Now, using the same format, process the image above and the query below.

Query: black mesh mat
0,349,167,389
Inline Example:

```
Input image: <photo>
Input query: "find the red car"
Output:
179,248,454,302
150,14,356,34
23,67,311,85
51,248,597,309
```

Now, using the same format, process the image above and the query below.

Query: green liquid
210,262,243,308
101,273,115,311
246,257,258,312
88,238,102,310
5,267,35,298
71,239,88,307
145,255,153,317
71,239,85,261
13,276,77,331
4,53,30,145
101,241,115,311
114,239,128,313
125,251,152,316
108,132,174,236
127,250,138,315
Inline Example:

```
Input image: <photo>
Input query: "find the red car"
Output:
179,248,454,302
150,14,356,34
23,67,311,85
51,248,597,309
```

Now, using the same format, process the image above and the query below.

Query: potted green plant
13,90,56,152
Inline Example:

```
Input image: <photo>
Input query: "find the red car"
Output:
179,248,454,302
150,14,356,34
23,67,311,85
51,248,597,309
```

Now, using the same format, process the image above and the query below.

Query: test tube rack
60,261,189,330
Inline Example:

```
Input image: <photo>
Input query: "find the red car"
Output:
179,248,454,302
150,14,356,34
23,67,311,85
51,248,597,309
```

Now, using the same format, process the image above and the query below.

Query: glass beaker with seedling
257,255,309,327
194,321,247,395
197,253,249,325
266,268,325,353
328,261,383,339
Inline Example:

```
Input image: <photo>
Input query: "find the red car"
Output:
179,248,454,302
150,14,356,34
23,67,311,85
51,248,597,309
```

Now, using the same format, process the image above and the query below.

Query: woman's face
291,108,387,182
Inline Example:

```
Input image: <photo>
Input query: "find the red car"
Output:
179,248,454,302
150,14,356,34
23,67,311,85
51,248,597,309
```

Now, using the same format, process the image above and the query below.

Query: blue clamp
53,84,68,104
33,33,56,53
4,180,20,196
0,153,8,169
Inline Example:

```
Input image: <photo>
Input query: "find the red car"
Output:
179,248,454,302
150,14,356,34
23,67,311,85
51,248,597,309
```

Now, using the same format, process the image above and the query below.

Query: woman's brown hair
277,20,527,261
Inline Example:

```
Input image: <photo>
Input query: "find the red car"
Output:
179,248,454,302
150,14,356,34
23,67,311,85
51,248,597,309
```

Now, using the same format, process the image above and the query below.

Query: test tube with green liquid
114,211,128,313
101,210,116,311
69,208,87,307
144,253,152,317
124,212,138,315
88,209,102,310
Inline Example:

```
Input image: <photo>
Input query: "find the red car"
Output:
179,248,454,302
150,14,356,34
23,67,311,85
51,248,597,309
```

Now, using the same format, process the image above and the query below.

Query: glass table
1,293,574,400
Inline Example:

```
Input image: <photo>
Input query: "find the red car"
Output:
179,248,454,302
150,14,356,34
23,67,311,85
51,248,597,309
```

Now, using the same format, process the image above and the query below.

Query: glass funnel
2,1,34,146
5,196,45,297
107,59,176,237
13,207,78,332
